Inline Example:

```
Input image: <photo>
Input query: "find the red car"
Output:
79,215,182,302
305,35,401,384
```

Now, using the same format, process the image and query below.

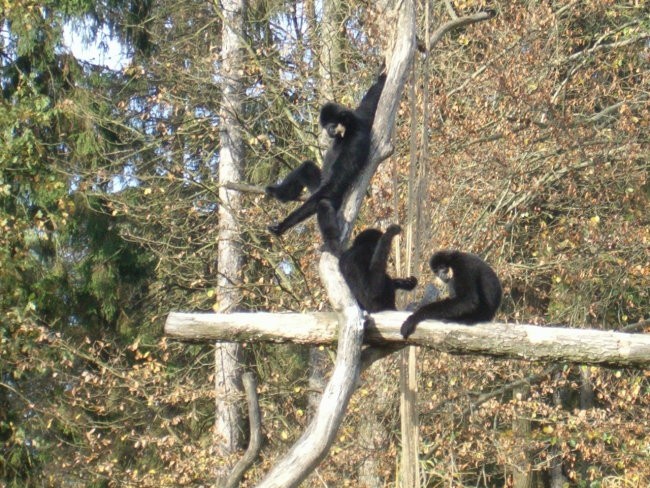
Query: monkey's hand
400,315,419,339
403,276,418,290
394,276,418,290
268,223,283,235
265,184,278,198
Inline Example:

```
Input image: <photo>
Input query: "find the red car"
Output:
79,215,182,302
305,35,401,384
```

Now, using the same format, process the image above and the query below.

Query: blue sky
62,22,130,71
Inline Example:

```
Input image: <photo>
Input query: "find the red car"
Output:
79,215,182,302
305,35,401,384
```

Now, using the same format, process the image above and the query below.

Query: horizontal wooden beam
165,311,650,368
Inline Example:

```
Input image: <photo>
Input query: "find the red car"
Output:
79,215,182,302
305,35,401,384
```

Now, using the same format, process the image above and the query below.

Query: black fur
265,160,321,202
267,72,387,236
400,250,502,338
339,224,417,313
316,199,341,253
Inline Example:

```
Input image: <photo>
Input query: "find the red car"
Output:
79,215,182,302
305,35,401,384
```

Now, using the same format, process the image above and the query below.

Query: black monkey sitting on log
400,250,502,338
337,221,418,313
266,71,387,236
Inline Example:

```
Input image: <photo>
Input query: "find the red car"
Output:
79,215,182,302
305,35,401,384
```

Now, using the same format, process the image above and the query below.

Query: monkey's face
432,265,453,284
325,122,346,139
431,265,455,298
319,102,350,139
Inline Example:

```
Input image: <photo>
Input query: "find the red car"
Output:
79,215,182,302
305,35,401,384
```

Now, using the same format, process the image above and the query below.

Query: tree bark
214,0,246,481
224,372,262,488
166,311,650,368
400,346,420,488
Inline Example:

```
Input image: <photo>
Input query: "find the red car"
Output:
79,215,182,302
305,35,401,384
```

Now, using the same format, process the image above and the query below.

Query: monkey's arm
369,225,400,272
400,294,479,338
393,277,417,290
355,73,387,124
266,160,322,202
368,225,400,290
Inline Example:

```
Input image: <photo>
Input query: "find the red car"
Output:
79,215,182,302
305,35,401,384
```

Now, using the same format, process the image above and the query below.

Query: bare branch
224,372,263,488
222,181,268,197
428,11,495,48
622,318,650,334
443,0,458,20
566,31,649,62
413,9,497,54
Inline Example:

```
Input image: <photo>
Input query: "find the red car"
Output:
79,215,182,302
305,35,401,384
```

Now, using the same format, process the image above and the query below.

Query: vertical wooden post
400,346,420,487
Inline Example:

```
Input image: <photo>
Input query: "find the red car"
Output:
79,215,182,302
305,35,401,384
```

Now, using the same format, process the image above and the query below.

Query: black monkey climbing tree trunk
214,0,247,482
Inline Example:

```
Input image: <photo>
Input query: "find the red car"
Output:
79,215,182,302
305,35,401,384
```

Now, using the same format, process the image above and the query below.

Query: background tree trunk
214,0,246,481
511,384,534,488
548,370,569,488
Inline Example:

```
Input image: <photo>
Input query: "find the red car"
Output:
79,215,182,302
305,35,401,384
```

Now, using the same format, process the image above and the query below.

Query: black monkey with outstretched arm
267,72,387,236
400,250,502,338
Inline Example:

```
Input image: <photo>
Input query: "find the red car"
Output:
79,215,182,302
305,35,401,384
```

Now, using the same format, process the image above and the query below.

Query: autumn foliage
1,0,648,486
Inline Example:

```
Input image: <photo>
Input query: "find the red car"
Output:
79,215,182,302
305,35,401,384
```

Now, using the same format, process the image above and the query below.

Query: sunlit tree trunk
317,3,392,486
214,0,246,482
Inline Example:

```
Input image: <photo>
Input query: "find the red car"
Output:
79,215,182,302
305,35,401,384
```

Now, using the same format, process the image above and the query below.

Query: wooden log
165,311,650,368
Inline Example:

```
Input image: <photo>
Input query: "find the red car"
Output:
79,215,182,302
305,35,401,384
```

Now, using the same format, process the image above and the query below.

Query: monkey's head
320,102,355,139
429,251,455,284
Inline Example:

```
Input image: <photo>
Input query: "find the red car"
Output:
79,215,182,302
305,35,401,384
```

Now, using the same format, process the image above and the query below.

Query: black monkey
400,250,502,338
267,72,387,236
339,224,418,313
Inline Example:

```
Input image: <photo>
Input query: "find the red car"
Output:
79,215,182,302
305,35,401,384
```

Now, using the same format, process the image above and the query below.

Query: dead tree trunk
252,2,417,486
255,255,367,488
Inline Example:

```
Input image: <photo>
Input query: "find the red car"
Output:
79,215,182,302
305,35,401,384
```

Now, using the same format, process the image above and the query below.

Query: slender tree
214,0,247,480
